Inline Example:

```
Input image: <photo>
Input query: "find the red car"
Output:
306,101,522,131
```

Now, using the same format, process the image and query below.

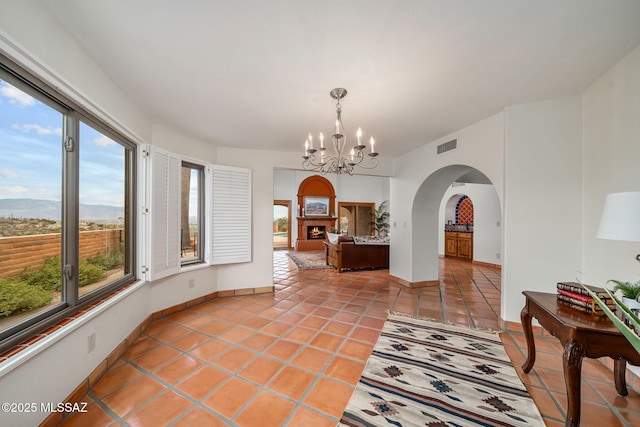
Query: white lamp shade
597,191,640,242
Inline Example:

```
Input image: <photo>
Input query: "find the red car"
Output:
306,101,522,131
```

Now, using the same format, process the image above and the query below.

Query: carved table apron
521,291,640,427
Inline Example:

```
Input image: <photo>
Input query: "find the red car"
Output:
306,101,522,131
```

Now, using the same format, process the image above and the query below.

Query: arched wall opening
411,165,501,287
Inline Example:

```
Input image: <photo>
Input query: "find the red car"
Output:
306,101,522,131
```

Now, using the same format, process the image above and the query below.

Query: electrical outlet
188,279,195,288
88,332,96,353
496,253,501,259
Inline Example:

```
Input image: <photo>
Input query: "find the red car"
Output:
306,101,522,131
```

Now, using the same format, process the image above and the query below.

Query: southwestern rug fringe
339,315,545,426
286,251,332,270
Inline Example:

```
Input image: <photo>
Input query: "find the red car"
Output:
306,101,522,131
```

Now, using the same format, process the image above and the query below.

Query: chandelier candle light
302,88,378,175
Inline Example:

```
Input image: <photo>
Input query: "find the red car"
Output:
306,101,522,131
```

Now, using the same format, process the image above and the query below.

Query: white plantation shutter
148,146,181,280
210,164,252,264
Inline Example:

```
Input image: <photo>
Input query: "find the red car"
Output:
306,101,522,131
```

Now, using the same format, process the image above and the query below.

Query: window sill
180,261,210,273
0,279,146,378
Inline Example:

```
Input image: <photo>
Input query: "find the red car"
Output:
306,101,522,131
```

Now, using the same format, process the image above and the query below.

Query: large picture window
78,120,131,296
0,56,136,352
0,53,252,353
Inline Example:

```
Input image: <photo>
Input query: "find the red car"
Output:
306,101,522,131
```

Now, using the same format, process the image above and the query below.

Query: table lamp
597,191,640,262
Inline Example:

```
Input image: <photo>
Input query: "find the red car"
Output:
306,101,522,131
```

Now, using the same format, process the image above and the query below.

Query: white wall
439,183,502,265
393,96,582,323
583,45,640,284
390,112,505,284
152,123,217,163
502,96,583,321
443,194,460,224
333,173,390,206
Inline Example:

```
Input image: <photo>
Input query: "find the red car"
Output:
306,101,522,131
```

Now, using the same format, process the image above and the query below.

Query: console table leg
563,340,584,427
614,359,628,396
521,304,535,373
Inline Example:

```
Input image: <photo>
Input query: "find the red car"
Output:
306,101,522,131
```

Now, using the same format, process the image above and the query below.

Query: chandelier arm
354,156,378,170
303,154,344,175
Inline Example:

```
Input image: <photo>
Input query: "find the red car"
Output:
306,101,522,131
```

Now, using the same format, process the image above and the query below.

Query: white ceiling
41,0,640,159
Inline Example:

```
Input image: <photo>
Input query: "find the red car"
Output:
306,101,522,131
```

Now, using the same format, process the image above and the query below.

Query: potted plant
326,228,341,244
609,279,640,310
582,280,640,354
374,200,390,236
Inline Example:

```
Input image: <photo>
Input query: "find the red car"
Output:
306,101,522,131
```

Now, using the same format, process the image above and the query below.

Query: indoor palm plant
374,200,390,236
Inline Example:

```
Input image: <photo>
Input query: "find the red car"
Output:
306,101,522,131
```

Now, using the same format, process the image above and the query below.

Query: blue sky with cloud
0,79,125,207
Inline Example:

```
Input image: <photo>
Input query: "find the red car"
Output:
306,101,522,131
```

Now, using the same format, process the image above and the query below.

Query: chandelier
302,88,378,175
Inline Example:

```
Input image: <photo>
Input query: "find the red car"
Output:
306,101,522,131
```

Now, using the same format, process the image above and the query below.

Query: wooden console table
521,291,640,427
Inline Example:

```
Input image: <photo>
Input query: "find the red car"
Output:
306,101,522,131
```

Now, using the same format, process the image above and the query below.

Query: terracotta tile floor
59,252,640,426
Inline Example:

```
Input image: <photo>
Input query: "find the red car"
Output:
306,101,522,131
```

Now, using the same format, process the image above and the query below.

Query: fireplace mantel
296,216,337,251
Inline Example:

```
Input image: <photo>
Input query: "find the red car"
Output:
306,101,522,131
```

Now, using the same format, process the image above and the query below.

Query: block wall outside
0,229,123,278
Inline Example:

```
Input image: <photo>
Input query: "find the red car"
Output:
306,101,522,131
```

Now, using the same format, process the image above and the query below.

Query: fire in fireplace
307,225,326,240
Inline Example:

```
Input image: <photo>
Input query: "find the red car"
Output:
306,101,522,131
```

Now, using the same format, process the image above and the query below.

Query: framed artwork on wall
304,196,329,216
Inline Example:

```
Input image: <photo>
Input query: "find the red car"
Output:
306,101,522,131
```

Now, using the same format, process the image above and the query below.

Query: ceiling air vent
437,139,457,154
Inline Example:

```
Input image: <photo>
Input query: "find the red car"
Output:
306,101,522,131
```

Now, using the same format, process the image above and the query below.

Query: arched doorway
443,194,475,260
409,165,502,285
273,200,291,249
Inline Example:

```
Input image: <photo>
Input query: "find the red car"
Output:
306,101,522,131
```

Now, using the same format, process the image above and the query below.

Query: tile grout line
57,253,640,426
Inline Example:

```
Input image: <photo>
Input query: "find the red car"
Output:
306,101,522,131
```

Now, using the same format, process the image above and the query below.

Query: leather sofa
323,235,389,273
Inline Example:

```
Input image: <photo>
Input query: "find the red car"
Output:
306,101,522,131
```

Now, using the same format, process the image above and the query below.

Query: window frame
146,148,252,280
0,53,138,353
76,114,138,295
0,50,252,354
181,160,205,266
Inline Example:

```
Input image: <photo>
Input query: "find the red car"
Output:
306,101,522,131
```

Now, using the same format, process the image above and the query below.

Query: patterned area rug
286,251,332,270
340,315,545,426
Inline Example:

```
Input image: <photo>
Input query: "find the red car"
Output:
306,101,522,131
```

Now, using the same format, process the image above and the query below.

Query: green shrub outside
0,279,53,317
20,256,61,291
1,249,122,317
78,258,107,286
20,252,116,292
86,245,125,271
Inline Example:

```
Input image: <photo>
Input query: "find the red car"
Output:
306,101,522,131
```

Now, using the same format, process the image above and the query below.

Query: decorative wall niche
296,175,336,217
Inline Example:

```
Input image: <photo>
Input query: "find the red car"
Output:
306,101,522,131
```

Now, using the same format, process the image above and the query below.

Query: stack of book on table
557,282,616,314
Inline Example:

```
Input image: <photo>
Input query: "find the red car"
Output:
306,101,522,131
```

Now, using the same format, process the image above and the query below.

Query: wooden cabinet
445,232,458,257
444,231,473,260
457,232,473,260
338,202,375,236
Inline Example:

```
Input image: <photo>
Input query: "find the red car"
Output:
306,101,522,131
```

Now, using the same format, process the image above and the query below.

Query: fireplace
296,216,336,251
307,225,326,240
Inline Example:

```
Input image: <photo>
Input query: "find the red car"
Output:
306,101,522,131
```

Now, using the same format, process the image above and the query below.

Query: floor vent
437,139,457,154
